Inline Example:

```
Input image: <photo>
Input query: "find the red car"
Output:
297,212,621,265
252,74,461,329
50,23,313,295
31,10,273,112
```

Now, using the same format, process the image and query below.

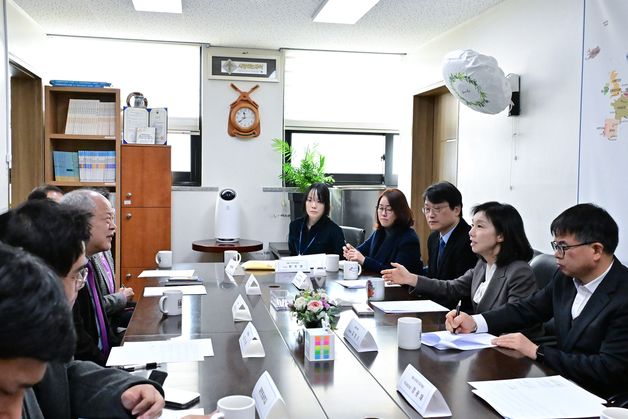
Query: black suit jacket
483,259,628,398
357,226,423,274
426,218,477,308
288,216,345,257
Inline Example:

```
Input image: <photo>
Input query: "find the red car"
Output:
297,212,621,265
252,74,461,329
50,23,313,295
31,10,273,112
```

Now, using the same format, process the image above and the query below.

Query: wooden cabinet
44,86,121,280
120,145,171,298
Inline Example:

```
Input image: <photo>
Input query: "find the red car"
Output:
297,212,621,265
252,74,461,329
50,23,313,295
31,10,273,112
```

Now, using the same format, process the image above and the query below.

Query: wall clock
228,83,261,138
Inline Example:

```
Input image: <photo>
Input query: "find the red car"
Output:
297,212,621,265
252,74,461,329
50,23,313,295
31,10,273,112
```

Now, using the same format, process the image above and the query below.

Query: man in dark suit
446,203,628,399
422,182,477,308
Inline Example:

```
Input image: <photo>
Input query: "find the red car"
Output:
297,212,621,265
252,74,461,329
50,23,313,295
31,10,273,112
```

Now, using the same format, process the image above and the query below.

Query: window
286,130,398,185
45,36,201,186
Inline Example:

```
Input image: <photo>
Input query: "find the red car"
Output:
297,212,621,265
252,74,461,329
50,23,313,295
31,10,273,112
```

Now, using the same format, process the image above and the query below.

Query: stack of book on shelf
65,99,117,136
53,151,116,183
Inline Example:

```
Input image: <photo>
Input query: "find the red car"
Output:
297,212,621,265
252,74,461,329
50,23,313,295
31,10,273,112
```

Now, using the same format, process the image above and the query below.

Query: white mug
367,278,385,301
601,408,628,419
224,250,242,264
326,254,340,272
155,250,172,268
343,261,362,280
210,395,256,419
159,290,183,316
397,317,422,350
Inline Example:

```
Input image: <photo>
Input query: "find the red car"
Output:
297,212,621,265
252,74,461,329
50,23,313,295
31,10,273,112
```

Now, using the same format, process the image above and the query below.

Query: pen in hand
452,299,462,334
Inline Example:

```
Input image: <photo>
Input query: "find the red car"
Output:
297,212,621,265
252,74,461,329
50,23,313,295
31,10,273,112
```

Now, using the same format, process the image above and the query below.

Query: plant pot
289,192,306,221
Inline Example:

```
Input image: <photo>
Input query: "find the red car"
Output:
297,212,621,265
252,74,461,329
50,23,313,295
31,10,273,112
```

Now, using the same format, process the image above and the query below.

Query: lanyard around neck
298,219,318,256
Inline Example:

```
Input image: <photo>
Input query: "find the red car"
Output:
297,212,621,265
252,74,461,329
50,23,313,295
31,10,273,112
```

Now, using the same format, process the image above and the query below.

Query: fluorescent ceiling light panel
313,0,380,24
132,0,182,13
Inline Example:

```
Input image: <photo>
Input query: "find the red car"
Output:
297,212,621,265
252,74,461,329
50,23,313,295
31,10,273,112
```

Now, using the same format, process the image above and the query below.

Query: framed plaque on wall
208,47,282,83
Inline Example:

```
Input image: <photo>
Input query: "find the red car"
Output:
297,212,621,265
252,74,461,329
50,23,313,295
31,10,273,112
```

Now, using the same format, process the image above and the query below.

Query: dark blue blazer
357,226,423,274
484,259,628,399
288,216,345,257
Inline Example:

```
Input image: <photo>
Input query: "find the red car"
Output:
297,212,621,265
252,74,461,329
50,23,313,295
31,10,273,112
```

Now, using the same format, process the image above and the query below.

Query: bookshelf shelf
49,134,117,141
49,180,117,188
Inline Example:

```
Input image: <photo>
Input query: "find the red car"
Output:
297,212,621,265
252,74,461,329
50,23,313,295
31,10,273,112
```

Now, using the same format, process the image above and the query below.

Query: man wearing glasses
0,199,164,418
446,203,628,399
422,182,477,308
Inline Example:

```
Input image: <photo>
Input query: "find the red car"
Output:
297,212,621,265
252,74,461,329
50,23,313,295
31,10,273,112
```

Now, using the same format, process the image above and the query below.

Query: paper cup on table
397,317,422,350
210,395,256,419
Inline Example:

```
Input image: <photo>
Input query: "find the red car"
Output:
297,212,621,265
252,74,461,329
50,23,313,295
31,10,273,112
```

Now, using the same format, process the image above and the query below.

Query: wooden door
120,207,171,267
432,93,459,184
121,145,171,207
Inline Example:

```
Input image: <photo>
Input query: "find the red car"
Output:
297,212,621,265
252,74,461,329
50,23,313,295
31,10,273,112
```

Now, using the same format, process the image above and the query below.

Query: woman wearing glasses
288,183,345,256
343,188,423,274
383,201,538,317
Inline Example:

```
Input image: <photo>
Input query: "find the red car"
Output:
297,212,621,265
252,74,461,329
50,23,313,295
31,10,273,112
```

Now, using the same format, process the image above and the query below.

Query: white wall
6,0,46,76
0,0,8,212
398,0,583,253
172,47,288,263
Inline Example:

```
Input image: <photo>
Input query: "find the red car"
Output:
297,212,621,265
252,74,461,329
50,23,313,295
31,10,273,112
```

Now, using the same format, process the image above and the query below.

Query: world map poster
579,0,628,259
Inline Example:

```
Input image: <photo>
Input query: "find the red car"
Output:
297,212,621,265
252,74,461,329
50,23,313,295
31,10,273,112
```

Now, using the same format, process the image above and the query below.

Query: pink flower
307,300,323,313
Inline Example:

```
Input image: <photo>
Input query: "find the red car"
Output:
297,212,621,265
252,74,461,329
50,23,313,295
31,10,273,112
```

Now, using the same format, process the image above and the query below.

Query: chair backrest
341,225,366,247
529,253,557,290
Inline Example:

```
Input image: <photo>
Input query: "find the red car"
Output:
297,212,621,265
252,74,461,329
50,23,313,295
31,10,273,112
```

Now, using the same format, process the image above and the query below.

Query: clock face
235,107,257,129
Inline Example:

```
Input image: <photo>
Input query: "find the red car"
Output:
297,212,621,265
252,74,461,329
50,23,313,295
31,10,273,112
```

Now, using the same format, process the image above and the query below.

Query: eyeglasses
421,205,448,215
376,205,393,214
73,267,89,290
550,241,595,258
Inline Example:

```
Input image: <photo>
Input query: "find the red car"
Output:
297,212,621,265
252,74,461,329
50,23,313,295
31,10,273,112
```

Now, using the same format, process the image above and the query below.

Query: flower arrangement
289,289,339,329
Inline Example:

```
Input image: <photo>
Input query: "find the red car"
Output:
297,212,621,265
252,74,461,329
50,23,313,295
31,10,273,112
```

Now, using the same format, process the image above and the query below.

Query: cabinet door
120,207,171,267
120,267,149,301
121,145,171,207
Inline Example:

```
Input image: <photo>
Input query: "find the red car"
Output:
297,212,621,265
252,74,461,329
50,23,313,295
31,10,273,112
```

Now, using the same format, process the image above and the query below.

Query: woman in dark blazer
383,201,537,315
288,183,345,256
343,188,423,274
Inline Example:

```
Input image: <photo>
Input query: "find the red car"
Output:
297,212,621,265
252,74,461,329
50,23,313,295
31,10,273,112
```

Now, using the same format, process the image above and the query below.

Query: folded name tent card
252,371,289,419
291,271,312,290
275,258,309,273
397,364,451,418
239,322,265,358
336,279,368,289
343,318,378,352
422,331,496,351
232,294,252,321
245,274,262,295
225,258,240,276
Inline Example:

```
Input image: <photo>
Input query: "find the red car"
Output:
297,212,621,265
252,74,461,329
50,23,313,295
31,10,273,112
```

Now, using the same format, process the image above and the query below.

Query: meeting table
124,263,559,418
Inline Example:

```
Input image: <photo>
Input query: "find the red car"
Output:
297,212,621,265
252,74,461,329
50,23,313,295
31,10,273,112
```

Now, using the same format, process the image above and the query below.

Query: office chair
341,225,366,247
530,253,559,344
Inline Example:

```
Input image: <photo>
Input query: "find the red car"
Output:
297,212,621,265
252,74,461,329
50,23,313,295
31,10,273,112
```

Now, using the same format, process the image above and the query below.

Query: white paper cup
224,250,242,264
601,407,628,419
210,395,256,419
155,250,172,268
397,317,422,350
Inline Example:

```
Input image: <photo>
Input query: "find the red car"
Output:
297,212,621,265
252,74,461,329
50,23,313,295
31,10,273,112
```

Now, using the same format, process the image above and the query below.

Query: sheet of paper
143,285,206,297
139,270,195,278
468,375,605,419
370,300,449,313
422,331,496,351
159,408,204,419
106,338,214,366
337,279,368,289
126,338,215,357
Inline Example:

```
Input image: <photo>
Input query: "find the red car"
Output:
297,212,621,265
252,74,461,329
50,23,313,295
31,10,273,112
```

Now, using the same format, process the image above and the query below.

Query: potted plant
272,138,334,219
289,289,339,329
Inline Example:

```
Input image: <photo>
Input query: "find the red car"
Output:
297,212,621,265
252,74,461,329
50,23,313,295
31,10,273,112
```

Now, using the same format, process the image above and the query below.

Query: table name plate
225,258,240,276
343,318,378,352
291,271,312,290
397,364,451,418
252,371,289,419
245,274,261,295
239,322,265,358
232,294,252,322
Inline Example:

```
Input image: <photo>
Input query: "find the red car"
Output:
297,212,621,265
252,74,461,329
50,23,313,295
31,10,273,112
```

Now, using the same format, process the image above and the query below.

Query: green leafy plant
272,138,334,192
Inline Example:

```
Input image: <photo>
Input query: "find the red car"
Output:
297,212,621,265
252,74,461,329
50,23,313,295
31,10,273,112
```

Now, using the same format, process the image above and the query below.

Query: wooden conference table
125,263,556,418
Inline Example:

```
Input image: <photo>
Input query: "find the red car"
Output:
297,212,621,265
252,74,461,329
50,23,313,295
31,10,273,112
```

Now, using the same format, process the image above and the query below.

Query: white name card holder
239,322,265,358
276,259,309,273
232,295,252,322
397,364,451,418
291,271,312,290
245,274,262,295
343,318,378,352
252,371,289,419
225,258,240,276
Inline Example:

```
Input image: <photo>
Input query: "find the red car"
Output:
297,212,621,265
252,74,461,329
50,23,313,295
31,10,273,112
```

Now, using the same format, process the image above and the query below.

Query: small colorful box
305,328,335,361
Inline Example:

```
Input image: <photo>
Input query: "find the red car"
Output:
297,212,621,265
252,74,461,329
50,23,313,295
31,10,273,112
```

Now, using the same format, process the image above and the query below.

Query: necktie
437,237,446,271
86,262,110,355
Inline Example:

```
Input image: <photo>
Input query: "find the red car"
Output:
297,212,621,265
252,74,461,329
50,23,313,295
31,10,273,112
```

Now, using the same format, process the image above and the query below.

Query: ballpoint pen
117,362,159,372
453,299,462,334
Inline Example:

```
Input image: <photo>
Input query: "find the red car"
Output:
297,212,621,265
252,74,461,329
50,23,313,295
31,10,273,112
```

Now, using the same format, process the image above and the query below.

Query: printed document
144,285,206,296
468,375,605,419
370,300,449,313
422,331,496,350
139,269,195,278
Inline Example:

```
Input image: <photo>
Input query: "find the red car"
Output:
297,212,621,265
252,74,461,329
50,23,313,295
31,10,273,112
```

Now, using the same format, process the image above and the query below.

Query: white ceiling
12,0,505,54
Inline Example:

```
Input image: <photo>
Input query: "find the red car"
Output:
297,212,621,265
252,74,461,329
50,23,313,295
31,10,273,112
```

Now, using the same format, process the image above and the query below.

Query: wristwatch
536,345,545,362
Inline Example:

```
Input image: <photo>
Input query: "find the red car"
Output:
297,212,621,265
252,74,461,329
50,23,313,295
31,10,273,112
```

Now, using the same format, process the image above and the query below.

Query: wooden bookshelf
44,85,122,284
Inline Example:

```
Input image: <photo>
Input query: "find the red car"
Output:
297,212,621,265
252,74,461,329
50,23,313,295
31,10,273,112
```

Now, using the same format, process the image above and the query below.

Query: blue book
50,80,112,88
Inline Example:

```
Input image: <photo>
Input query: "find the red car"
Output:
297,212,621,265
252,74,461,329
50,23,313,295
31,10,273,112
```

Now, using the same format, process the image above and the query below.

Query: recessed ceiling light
313,0,380,24
132,0,182,14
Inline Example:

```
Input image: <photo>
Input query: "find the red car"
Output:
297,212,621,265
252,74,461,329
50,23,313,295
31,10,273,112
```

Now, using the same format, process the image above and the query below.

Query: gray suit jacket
410,259,538,313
